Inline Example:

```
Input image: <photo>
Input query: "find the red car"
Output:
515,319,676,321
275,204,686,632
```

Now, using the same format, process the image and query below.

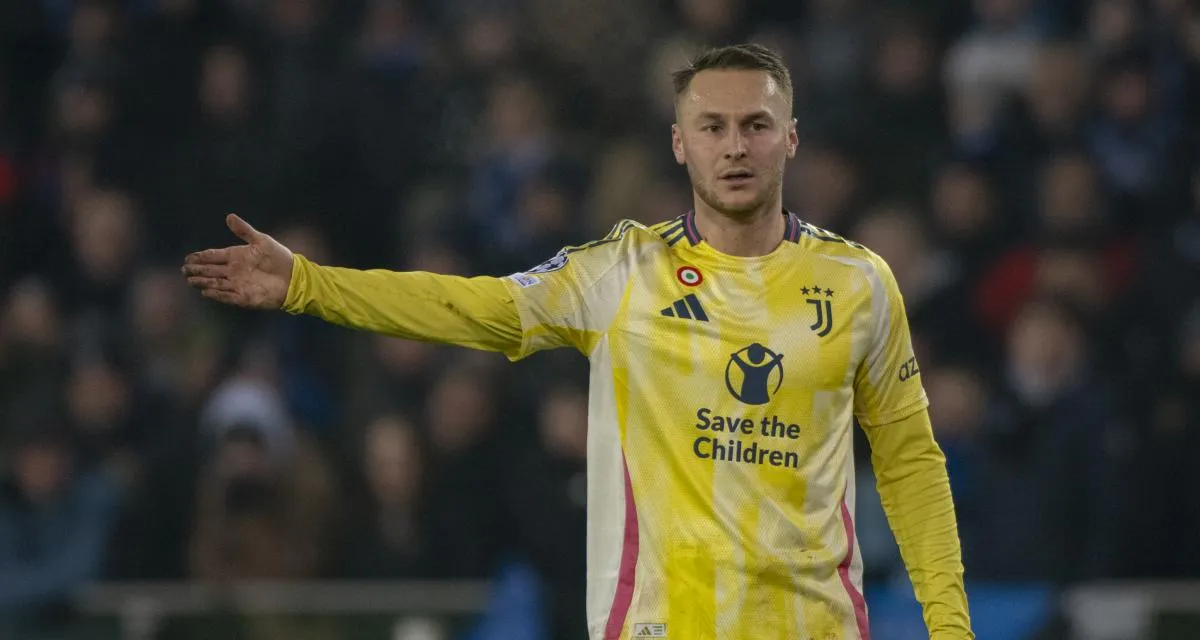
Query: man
183,44,973,639
1,419,121,637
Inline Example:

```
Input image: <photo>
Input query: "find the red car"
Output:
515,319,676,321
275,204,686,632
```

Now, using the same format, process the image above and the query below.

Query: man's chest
600,252,868,496
610,257,868,394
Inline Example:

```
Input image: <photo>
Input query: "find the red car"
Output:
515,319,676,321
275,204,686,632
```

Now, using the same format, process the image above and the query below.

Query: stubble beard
687,162,783,219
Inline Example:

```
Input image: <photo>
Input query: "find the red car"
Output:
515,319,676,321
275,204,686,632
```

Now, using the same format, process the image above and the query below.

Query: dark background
2,0,1199,638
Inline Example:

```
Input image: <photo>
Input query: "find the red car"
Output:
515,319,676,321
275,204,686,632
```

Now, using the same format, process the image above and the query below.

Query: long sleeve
862,408,974,639
282,253,525,356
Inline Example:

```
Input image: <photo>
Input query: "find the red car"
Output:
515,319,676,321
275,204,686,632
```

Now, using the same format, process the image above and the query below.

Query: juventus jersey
281,208,969,640
500,210,927,639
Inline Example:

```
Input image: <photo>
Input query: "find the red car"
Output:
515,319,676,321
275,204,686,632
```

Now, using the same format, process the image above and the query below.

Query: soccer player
183,44,973,639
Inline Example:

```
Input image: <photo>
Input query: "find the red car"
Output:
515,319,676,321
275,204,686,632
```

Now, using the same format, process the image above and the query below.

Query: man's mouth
720,169,755,184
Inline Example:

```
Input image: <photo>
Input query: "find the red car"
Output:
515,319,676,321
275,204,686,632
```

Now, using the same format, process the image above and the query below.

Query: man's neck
692,197,787,257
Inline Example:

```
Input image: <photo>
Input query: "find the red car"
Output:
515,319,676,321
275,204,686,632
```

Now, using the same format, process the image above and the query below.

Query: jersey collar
679,208,802,246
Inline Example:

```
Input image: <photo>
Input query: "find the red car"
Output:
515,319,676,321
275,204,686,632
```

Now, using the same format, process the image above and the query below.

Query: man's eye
703,125,721,133
751,122,768,131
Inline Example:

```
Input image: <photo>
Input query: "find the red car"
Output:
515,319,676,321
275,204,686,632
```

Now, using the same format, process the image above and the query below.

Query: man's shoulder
508,219,665,284
793,219,875,261
789,219,899,290
561,218,674,259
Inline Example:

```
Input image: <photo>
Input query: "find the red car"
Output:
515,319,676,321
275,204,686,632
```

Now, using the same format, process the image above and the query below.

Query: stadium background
2,0,1199,638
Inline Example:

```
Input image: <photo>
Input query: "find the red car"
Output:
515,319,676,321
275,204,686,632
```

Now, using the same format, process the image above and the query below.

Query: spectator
997,40,1092,220
1087,49,1182,228
61,187,141,333
929,162,1008,278
1124,309,1200,578
784,143,860,233
124,266,222,413
189,363,338,582
345,0,439,264
974,150,1140,339
944,0,1042,131
583,137,682,237
855,11,947,205
487,167,586,275
65,350,145,488
0,417,121,637
1119,166,1200,390
850,205,991,366
942,2,1044,162
153,42,280,259
340,412,435,578
349,335,441,423
970,297,1130,583
467,71,574,261
505,383,589,640
1087,0,1143,57
799,0,868,103
421,361,507,579
0,278,67,435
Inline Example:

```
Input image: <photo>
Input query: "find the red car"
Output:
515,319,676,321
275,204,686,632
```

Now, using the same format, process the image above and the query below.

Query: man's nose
725,131,748,159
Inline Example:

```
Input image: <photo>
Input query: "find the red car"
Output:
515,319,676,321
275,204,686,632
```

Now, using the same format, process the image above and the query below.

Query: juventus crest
802,285,834,337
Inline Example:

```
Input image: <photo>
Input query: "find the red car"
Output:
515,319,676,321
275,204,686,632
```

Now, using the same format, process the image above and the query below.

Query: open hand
182,214,294,309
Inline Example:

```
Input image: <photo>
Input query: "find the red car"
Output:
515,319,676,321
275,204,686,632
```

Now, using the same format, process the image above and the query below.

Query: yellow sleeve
862,409,974,640
852,251,928,427
282,253,525,358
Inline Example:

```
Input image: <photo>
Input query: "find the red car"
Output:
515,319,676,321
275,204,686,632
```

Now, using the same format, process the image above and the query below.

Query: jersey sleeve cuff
282,253,310,314
856,393,930,428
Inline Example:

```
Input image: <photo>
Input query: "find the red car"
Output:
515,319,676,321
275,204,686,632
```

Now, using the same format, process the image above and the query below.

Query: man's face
673,69,797,217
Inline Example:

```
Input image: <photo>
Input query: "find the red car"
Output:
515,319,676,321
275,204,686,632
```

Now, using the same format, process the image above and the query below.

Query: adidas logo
632,623,667,637
660,293,708,321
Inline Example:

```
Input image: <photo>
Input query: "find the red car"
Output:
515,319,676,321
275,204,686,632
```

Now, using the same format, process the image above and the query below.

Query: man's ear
672,124,686,165
786,118,799,159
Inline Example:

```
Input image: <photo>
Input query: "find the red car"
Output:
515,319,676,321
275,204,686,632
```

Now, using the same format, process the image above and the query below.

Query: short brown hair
671,43,793,107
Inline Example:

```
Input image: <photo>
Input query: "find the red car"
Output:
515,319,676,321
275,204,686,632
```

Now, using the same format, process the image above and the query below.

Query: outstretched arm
283,253,522,354
182,214,523,355
862,409,973,639
186,214,638,358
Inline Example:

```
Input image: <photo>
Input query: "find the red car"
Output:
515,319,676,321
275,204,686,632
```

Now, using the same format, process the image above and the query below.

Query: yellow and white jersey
501,210,928,640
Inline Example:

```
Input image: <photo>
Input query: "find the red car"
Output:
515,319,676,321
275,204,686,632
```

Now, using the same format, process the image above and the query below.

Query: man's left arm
852,251,972,638
862,409,973,639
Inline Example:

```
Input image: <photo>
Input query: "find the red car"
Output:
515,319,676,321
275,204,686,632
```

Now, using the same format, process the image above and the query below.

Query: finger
201,288,242,305
226,214,262,244
185,248,231,265
181,263,229,279
187,276,236,292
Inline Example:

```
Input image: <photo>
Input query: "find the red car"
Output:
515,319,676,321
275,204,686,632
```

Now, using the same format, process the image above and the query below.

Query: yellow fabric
280,213,973,639
863,409,975,639
283,254,524,356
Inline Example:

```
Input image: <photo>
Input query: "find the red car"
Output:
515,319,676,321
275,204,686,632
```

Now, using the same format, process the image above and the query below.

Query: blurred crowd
2,0,1200,638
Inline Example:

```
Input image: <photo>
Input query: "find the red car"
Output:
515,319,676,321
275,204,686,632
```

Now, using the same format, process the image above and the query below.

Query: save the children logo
724,343,784,405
